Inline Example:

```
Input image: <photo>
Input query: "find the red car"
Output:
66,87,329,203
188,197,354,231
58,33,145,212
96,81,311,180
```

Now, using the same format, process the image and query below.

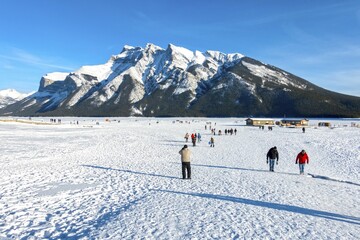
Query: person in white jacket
179,145,191,179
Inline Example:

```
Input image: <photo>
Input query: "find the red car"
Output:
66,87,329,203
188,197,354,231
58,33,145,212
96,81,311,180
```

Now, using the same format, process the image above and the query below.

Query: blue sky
0,0,359,96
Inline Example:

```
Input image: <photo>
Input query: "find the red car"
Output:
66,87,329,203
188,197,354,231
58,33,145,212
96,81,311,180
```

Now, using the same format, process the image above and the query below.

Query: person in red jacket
296,149,309,175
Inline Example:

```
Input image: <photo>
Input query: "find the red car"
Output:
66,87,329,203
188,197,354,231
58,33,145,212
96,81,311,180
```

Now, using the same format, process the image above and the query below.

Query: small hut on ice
280,119,309,127
245,118,275,126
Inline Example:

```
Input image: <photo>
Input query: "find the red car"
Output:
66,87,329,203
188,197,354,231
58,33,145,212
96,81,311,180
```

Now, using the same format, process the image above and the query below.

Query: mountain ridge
1,43,359,117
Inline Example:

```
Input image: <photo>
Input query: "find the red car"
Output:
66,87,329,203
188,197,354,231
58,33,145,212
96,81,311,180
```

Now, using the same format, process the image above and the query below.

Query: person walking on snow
296,149,309,175
266,146,279,172
210,137,215,147
184,133,189,142
191,133,196,146
179,145,191,179
197,133,201,142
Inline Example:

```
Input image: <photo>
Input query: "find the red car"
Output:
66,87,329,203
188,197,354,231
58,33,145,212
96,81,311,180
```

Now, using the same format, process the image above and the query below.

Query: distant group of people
210,128,237,135
259,126,273,131
184,133,202,146
50,118,61,124
225,128,237,135
184,131,217,148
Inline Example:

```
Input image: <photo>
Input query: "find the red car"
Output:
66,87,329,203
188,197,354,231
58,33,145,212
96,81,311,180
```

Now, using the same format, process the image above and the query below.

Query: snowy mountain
0,89,31,109
1,43,360,117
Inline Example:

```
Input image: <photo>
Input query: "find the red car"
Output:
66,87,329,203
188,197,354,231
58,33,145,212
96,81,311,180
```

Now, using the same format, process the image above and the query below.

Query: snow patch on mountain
242,61,307,89
43,72,69,81
43,92,69,111
130,106,143,116
75,63,112,82
192,50,206,65
21,99,37,111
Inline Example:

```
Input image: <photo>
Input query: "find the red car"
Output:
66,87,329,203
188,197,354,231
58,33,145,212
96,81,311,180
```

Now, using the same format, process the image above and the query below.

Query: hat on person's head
301,149,305,153
184,145,188,148
273,146,277,149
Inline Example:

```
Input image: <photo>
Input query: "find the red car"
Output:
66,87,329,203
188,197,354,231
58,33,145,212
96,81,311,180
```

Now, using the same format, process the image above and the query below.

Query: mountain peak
121,45,137,52
144,43,162,54
166,43,193,61
0,89,27,99
145,43,159,49
204,50,244,64
0,89,32,109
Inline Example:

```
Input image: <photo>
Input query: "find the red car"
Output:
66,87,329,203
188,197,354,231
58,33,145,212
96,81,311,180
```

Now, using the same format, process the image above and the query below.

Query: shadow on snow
175,162,299,176
82,164,179,179
307,173,360,187
182,163,360,186
155,189,360,225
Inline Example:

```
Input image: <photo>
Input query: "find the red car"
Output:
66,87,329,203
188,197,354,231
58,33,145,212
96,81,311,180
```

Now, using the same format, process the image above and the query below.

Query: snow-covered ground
0,117,359,239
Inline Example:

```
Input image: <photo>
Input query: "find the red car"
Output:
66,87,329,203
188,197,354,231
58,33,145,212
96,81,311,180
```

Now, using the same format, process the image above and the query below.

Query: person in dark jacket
296,149,309,175
266,146,279,172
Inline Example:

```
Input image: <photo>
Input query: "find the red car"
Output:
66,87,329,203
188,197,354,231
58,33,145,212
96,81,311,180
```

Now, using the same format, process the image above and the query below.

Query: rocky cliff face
1,43,359,117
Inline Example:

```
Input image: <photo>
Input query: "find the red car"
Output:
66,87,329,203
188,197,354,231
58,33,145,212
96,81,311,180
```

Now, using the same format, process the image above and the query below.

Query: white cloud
0,48,74,71
307,69,360,97
296,45,360,65
1,63,14,69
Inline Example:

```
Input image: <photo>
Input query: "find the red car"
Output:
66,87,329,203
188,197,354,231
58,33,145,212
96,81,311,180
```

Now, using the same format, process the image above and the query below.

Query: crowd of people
180,123,310,179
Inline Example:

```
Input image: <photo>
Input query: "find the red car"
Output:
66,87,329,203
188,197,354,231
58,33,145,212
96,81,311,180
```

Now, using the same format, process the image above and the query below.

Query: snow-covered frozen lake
0,117,359,239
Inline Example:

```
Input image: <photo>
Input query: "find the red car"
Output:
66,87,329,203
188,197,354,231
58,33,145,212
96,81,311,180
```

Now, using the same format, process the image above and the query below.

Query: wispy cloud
299,44,360,65
133,11,159,28
333,45,360,57
313,69,360,96
134,11,151,22
238,2,355,27
0,48,75,71
1,63,14,69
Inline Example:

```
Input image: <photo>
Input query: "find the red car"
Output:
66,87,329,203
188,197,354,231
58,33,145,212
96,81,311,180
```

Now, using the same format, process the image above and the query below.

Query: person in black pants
266,146,279,172
179,145,191,179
